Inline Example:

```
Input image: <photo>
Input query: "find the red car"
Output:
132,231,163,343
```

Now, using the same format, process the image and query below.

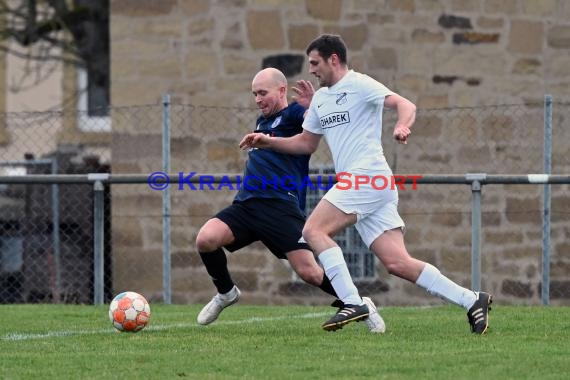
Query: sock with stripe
415,263,477,309
318,246,362,306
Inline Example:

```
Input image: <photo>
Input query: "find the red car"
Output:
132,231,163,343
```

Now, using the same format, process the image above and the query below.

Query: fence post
542,95,553,305
466,173,486,292
162,94,172,304
51,157,61,303
91,175,107,305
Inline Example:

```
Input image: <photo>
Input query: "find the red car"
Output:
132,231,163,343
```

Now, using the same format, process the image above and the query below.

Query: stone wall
110,0,570,108
109,0,570,306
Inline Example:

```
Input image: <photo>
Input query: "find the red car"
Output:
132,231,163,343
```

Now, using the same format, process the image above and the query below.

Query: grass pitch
1,304,568,379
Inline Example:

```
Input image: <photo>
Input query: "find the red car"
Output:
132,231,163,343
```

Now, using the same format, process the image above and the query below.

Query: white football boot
362,296,386,333
197,286,241,325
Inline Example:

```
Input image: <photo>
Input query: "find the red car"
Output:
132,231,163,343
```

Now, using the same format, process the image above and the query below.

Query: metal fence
1,97,569,306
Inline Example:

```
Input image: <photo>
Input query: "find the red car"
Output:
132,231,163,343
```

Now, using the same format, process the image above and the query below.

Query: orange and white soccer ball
109,291,151,332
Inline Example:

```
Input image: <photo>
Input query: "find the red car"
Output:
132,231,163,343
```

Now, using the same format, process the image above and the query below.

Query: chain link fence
1,100,569,305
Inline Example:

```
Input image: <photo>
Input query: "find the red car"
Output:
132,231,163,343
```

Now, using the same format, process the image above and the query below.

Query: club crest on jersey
270,116,282,129
336,92,348,105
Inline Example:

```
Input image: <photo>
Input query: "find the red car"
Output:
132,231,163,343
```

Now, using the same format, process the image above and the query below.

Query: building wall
108,0,570,305
5,47,64,113
0,12,8,144
110,0,570,108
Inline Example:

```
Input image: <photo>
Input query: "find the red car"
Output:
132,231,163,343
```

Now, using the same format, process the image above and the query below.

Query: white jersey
303,70,394,174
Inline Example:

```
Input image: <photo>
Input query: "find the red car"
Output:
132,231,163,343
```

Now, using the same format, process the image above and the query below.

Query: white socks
318,247,362,306
415,263,477,309
318,250,477,309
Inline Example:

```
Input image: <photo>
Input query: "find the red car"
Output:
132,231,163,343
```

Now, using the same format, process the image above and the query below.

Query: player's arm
385,93,416,145
239,129,321,154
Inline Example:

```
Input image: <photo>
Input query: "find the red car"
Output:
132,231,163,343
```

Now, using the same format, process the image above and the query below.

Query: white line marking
1,311,331,342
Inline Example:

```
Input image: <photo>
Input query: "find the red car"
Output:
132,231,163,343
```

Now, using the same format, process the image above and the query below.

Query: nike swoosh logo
317,103,324,108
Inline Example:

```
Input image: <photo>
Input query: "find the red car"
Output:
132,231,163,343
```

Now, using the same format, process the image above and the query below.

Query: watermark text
147,172,422,191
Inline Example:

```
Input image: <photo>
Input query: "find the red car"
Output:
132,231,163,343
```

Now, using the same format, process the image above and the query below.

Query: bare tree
0,0,109,113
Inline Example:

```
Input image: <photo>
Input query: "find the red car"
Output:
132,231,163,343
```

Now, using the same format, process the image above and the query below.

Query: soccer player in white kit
240,34,492,334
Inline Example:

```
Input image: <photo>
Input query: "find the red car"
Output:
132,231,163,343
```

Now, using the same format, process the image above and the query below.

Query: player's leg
366,209,491,334
195,204,255,325
252,197,365,330
261,202,386,332
286,249,337,297
196,217,236,295
285,248,385,333
252,199,338,298
303,197,370,331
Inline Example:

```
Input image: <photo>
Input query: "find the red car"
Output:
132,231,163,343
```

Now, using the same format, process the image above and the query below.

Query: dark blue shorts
215,198,311,259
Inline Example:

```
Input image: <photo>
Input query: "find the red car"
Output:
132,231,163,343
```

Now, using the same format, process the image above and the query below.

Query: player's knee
195,228,220,252
301,225,319,245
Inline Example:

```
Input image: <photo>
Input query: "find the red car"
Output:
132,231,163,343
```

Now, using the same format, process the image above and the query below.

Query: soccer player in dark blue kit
195,68,384,332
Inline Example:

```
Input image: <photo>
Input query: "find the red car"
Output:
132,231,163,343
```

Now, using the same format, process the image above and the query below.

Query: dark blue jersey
235,102,310,212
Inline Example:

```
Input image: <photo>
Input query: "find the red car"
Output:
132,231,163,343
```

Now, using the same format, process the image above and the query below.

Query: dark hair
305,34,348,64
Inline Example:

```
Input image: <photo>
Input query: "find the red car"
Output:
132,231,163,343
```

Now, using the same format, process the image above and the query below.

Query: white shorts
322,181,405,248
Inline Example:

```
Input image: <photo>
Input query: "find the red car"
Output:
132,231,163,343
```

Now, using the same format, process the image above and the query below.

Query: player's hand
239,133,270,150
292,80,315,109
393,124,411,145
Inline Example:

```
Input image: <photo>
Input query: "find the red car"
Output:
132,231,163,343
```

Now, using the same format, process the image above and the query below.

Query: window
77,68,111,132
76,0,110,131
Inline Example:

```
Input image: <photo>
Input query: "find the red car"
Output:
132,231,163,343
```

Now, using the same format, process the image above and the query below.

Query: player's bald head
252,67,287,88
